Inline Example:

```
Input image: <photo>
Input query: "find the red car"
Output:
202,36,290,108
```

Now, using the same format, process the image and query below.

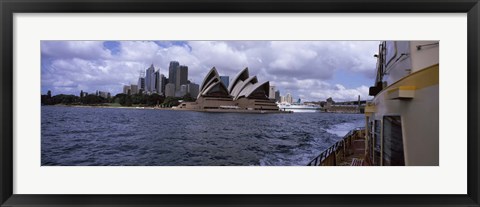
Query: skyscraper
286,93,293,104
145,64,155,92
137,77,145,93
220,76,229,88
269,86,276,100
168,61,179,87
130,84,138,94
187,83,200,98
275,90,280,102
165,83,175,97
123,85,131,95
153,70,160,93
176,65,188,91
155,73,166,95
179,84,188,97
160,74,167,95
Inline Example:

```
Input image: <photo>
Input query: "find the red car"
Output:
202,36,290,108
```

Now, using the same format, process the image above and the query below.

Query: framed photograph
1,0,479,206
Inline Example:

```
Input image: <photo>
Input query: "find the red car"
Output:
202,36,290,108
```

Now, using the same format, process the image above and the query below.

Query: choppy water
41,106,364,166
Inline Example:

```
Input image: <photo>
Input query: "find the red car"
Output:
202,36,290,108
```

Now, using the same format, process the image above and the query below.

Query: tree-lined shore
41,90,196,108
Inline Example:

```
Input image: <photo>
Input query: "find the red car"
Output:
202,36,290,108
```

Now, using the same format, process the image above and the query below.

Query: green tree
182,93,195,102
83,94,105,105
162,96,180,107
114,93,132,106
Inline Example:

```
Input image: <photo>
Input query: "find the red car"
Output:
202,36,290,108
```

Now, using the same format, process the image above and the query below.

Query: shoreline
43,104,174,110
43,105,362,114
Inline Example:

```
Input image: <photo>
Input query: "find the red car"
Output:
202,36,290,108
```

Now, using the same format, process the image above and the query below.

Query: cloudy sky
41,40,379,102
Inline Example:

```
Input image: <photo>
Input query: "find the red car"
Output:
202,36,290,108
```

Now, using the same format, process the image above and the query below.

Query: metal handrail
307,127,365,166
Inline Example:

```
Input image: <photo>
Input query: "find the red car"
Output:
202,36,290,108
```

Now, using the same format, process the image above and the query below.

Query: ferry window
383,116,405,166
374,120,381,165
385,41,397,67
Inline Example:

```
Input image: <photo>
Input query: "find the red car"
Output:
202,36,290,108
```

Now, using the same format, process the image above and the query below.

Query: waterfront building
176,65,188,91
220,76,229,88
165,83,176,97
145,64,155,92
269,86,276,100
98,91,110,99
155,74,166,95
123,85,131,95
275,90,280,102
161,75,167,95
168,61,179,87
137,77,145,92
130,84,138,94
179,84,188,97
153,70,161,94
178,67,278,111
187,83,200,98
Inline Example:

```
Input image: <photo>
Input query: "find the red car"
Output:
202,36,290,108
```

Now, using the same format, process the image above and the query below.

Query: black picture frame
1,0,479,206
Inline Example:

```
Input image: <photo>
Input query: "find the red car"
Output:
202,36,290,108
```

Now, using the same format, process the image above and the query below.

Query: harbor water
41,106,364,166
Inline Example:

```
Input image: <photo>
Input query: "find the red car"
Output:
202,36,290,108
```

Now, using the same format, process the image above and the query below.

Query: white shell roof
235,81,269,100
200,67,219,93
228,67,249,93
232,76,258,100
197,67,269,100
201,80,230,96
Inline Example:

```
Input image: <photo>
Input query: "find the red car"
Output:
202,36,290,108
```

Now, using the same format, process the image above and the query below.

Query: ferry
277,102,322,113
308,41,439,166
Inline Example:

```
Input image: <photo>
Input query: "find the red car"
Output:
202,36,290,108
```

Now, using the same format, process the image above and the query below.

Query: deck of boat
307,128,367,166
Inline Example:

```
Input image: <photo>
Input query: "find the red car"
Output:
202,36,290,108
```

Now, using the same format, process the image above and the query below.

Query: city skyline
41,40,379,102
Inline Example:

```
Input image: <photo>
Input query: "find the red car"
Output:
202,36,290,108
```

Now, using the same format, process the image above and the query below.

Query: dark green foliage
182,93,195,102
42,91,107,106
114,93,131,106
162,96,181,107
82,94,106,105
147,93,165,106
42,90,168,107
42,94,79,105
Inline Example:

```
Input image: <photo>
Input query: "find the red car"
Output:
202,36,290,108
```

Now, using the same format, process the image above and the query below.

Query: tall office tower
268,86,276,99
179,84,188,97
154,72,165,95
275,90,280,102
176,65,188,91
123,85,131,95
130,84,138,94
219,76,229,88
145,64,155,92
160,74,167,95
187,83,200,98
153,70,161,93
168,61,180,87
137,77,145,92
286,93,293,104
165,83,176,97
99,91,109,99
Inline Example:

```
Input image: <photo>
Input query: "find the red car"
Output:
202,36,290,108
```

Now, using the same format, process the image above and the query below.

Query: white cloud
41,41,111,60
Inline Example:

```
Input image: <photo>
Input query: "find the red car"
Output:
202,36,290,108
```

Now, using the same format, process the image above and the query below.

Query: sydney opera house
177,67,280,112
